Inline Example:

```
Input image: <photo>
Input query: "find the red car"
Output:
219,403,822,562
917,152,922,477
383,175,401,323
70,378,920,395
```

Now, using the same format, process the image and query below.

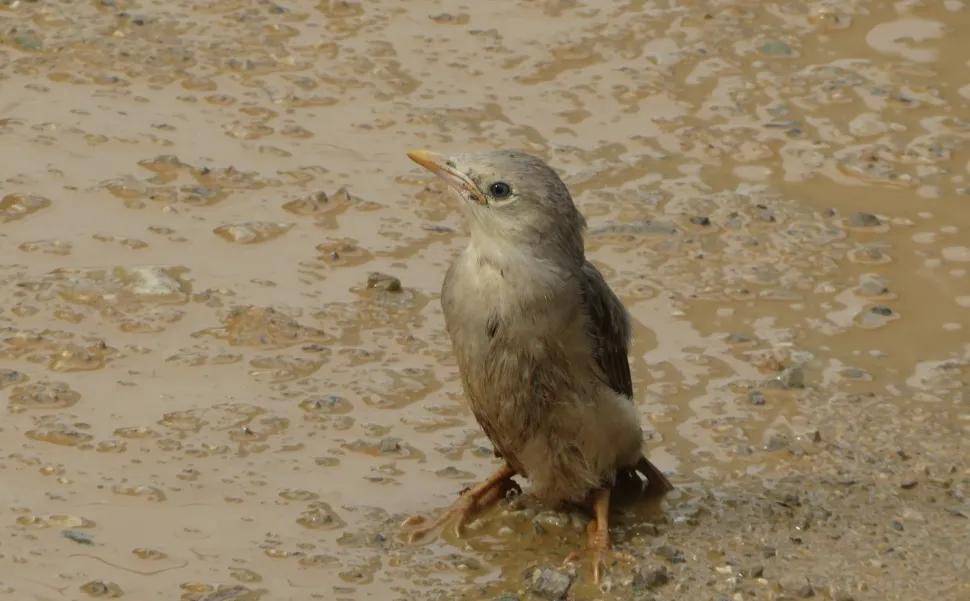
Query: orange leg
402,464,516,542
582,487,637,584
588,487,612,583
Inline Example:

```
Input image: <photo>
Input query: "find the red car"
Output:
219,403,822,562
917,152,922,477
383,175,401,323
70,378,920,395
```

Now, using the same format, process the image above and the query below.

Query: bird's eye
488,181,512,199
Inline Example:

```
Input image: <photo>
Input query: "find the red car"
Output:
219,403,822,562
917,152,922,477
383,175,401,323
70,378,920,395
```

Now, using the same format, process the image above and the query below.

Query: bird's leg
584,487,637,584
401,463,517,542
588,487,612,584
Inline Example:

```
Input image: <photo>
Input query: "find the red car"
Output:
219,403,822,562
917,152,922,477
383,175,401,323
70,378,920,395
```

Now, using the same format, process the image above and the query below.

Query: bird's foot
400,493,477,542
401,464,517,543
586,521,636,584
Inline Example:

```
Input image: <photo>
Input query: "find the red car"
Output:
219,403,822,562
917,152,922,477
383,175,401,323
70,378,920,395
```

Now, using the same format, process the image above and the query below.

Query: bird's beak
407,149,487,205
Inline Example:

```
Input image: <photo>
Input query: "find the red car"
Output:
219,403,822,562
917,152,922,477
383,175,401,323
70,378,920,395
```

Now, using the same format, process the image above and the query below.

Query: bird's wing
579,261,633,398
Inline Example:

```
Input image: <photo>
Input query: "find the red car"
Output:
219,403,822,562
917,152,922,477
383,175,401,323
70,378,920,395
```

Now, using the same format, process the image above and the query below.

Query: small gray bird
404,149,672,580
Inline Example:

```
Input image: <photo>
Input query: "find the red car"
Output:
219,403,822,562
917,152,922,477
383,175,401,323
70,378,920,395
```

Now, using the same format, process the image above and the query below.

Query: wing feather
578,262,633,398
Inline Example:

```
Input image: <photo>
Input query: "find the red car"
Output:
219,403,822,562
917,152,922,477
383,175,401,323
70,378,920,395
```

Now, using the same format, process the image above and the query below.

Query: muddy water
1,1,968,600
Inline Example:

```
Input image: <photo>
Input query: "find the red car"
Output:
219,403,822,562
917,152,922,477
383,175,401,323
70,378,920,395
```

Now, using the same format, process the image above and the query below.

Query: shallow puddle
1,1,968,600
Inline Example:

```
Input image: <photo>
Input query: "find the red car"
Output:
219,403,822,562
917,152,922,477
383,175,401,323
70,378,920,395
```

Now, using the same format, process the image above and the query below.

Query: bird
403,149,672,581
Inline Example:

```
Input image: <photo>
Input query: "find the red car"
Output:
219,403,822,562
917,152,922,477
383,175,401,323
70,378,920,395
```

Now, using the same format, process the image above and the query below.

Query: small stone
779,575,814,598
633,564,670,589
870,305,893,316
848,113,888,137
639,523,660,536
63,530,94,545
765,433,790,451
0,369,28,390
655,544,685,563
830,587,855,601
80,580,123,598
755,205,776,222
725,332,753,344
857,276,890,297
366,272,402,292
767,366,805,389
741,564,764,578
899,478,918,489
14,33,43,51
761,40,792,55
213,221,293,244
1,193,52,223
689,216,711,226
378,437,401,453
528,567,573,600
199,585,264,601
848,212,881,227
532,511,568,530
839,367,872,380
749,390,766,405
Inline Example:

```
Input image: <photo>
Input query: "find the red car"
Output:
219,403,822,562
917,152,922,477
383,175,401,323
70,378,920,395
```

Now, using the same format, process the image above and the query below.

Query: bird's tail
634,455,673,496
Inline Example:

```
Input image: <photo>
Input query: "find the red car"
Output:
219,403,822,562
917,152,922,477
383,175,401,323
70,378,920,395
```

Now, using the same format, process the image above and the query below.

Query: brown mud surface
1,1,968,600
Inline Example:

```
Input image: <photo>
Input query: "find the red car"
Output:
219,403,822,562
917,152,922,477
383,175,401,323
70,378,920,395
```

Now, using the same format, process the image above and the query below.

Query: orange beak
407,149,486,205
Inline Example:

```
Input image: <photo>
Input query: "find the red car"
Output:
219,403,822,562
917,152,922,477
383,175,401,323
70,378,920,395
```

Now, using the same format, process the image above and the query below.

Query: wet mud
1,1,968,600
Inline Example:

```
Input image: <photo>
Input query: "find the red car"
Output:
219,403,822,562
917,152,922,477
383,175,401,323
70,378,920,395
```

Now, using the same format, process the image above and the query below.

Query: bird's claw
400,466,516,544
585,508,636,584
400,515,426,528
591,544,637,584
400,493,477,543
562,540,635,584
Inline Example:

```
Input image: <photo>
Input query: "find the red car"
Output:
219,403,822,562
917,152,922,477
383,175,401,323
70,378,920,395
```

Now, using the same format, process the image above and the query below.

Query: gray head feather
450,150,587,265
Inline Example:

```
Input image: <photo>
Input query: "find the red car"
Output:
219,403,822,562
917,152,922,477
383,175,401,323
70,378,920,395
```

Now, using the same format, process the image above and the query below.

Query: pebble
725,332,753,344
0,369,29,390
367,272,402,292
213,221,293,244
848,113,888,137
532,511,569,530
870,305,893,316
761,40,793,56
199,586,262,601
779,575,814,598
528,567,573,600
63,529,94,545
80,580,123,598
765,433,791,451
633,564,670,589
0,193,52,223
655,544,686,563
840,367,870,381
766,366,805,390
857,276,890,297
830,588,855,601
847,212,881,227
378,437,401,453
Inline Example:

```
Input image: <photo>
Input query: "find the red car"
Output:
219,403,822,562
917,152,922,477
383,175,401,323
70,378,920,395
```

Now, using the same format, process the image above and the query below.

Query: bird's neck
470,221,582,266
460,230,578,308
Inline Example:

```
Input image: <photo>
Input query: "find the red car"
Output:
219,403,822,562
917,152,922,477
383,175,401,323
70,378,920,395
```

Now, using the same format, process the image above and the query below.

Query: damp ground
1,1,968,600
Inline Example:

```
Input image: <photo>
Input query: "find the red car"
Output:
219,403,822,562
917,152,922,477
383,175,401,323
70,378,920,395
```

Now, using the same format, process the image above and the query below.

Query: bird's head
407,149,586,263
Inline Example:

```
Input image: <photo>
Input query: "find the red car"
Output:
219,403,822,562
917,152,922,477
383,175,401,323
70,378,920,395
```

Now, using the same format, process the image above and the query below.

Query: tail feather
635,456,673,496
